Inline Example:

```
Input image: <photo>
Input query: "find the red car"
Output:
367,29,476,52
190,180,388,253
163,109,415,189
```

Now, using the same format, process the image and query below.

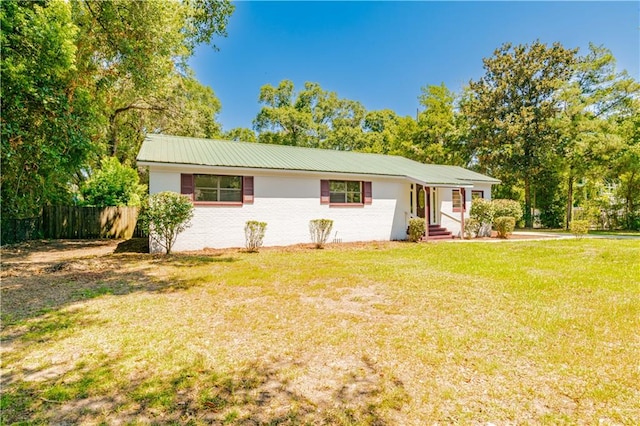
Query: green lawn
1,239,639,424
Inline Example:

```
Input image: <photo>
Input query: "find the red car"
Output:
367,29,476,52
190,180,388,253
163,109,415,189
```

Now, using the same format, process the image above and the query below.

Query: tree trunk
565,174,574,230
524,177,532,228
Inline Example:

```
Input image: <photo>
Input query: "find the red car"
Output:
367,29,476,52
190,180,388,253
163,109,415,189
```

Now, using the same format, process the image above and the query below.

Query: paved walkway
513,231,640,240
449,231,640,243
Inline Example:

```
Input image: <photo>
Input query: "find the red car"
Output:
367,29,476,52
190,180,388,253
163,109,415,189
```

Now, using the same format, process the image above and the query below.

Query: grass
1,239,639,424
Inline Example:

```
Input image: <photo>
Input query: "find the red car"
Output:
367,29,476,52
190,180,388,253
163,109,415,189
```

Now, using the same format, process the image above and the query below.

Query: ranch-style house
137,134,500,252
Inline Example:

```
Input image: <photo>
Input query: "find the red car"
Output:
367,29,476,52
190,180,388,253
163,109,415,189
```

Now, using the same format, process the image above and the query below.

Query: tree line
2,1,639,230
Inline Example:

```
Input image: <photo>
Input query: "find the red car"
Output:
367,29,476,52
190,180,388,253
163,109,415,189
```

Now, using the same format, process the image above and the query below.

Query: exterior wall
148,167,411,252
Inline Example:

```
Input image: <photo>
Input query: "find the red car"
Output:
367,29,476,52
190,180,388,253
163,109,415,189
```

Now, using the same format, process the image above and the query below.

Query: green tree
554,44,640,228
612,106,640,229
1,0,232,222
71,0,233,163
462,41,577,227
1,0,102,219
362,110,417,156
415,84,468,166
253,80,367,149
80,157,146,207
142,191,194,255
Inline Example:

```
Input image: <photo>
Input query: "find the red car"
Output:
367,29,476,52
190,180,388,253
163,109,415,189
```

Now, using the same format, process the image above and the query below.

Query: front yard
1,239,638,424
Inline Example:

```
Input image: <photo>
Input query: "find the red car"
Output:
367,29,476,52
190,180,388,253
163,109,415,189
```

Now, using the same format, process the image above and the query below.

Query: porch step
422,225,454,241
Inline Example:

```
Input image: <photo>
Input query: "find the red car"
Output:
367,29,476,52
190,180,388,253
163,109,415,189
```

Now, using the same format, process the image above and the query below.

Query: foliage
244,221,267,252
141,191,194,255
463,218,480,239
414,84,468,166
553,44,640,229
470,198,494,237
407,218,425,242
309,219,333,249
532,168,566,228
612,107,640,230
462,41,577,227
223,127,258,142
1,0,102,219
71,0,233,163
80,157,146,207
569,220,590,238
494,216,516,239
254,80,367,149
1,0,233,222
492,199,524,226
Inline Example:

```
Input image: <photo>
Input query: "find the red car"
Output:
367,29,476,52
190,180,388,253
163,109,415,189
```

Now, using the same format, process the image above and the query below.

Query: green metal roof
137,134,500,186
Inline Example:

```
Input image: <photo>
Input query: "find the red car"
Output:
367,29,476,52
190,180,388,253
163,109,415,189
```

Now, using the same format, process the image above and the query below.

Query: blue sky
189,1,640,132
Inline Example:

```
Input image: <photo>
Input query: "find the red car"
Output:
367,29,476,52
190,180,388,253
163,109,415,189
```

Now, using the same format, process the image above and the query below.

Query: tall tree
361,110,417,156
554,44,640,228
415,84,468,166
71,0,232,163
1,0,233,221
1,0,101,219
611,102,640,229
253,80,367,149
461,41,577,227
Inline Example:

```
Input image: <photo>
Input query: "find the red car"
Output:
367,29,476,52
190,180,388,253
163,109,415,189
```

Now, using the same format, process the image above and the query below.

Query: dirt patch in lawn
1,239,121,264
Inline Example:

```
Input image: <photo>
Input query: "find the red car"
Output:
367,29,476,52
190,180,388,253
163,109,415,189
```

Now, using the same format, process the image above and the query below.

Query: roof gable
137,134,500,186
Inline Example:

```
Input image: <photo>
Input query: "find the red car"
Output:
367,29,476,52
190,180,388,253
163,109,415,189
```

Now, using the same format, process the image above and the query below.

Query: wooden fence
42,206,142,239
1,206,144,245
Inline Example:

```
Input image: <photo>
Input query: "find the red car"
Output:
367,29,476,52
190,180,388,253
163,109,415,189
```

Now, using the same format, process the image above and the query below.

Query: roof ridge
146,133,409,161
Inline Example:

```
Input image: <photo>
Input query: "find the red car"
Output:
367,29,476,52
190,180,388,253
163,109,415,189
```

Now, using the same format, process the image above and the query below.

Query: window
181,174,253,204
452,189,466,212
194,175,242,202
320,180,372,205
330,180,362,204
472,190,484,199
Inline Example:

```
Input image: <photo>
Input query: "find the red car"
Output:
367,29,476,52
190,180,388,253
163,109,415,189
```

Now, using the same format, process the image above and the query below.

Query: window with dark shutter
243,176,254,204
363,181,372,205
181,174,194,200
320,180,330,204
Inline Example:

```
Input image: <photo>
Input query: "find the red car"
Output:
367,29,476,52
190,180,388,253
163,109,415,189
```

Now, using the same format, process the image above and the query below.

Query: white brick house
137,134,499,252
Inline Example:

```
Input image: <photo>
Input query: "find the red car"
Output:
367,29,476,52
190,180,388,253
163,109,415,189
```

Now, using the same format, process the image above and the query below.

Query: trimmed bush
569,220,590,238
463,218,480,239
493,199,523,226
494,216,515,239
407,218,425,242
470,198,494,237
141,191,194,255
245,221,267,252
309,219,333,249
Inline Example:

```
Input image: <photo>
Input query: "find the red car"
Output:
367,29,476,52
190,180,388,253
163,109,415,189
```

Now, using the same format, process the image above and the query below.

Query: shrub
470,198,494,237
140,191,194,255
569,220,590,238
463,218,480,239
309,219,333,249
494,216,515,239
81,157,147,207
407,218,425,242
245,221,267,252
493,199,523,226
